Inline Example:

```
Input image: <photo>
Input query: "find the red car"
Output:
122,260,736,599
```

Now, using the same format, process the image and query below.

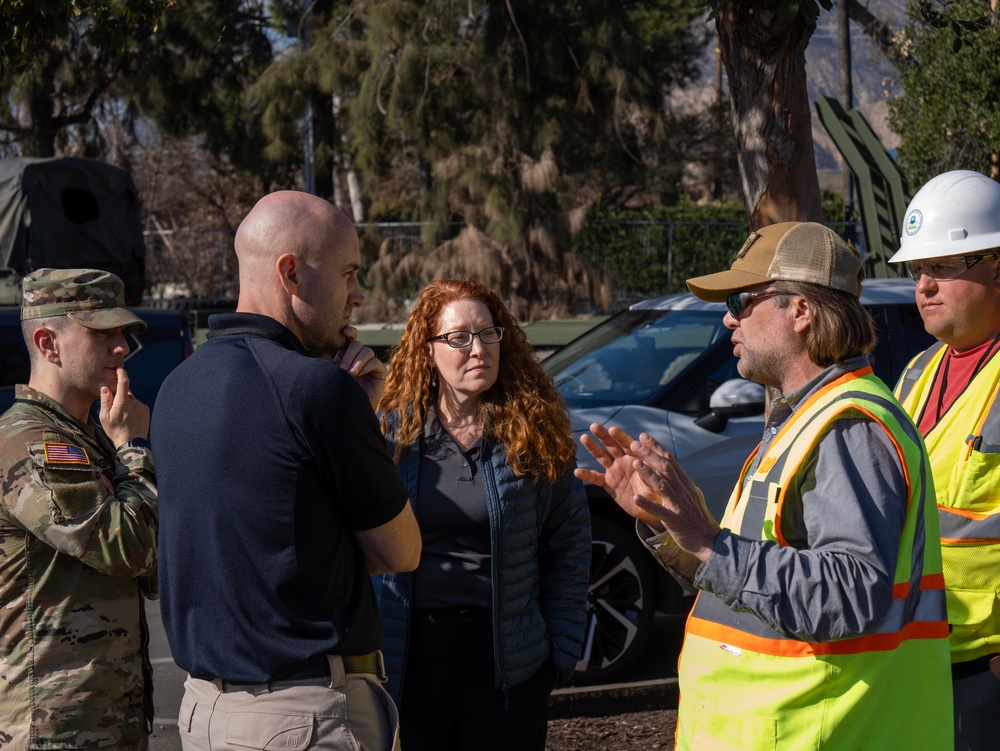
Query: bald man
152,192,421,751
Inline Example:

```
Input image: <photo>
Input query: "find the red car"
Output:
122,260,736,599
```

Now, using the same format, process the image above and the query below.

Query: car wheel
572,516,655,685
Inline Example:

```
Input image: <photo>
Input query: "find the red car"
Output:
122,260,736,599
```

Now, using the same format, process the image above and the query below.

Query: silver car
545,278,935,684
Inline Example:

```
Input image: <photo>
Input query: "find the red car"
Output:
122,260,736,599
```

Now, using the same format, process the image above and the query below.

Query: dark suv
0,307,192,414
543,278,936,685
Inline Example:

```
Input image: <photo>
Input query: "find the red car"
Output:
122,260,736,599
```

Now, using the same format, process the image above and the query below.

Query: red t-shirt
918,337,1000,434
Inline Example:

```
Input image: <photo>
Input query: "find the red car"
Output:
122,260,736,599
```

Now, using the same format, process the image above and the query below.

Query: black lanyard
935,332,1000,422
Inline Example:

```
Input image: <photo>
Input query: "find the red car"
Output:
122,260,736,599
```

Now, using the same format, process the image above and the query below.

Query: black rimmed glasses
904,253,1000,282
427,326,504,348
726,290,789,317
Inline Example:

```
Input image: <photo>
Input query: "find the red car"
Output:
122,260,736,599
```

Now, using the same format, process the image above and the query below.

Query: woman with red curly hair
376,279,591,751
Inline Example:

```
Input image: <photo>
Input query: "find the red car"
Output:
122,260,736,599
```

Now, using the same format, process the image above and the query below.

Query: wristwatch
117,437,151,452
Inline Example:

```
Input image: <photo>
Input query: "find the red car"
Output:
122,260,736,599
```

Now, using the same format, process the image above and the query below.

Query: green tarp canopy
0,157,145,303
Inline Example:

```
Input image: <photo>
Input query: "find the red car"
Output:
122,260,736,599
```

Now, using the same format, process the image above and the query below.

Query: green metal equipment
814,96,910,279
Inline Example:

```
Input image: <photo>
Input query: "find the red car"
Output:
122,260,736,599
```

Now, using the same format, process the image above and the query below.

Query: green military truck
0,156,146,305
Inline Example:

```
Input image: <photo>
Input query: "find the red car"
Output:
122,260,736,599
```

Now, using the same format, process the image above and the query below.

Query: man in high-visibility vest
890,170,1000,751
577,221,953,751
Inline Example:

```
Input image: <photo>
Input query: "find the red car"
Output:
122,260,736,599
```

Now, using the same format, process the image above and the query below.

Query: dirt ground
546,684,678,751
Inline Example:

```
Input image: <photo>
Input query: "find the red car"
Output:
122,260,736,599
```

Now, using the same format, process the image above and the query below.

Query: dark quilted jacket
375,416,591,704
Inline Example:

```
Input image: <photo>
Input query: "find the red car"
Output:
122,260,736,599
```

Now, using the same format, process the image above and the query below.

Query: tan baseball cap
686,222,865,301
21,268,147,332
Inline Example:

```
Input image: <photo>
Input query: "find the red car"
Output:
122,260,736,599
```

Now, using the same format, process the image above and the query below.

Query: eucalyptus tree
711,0,832,228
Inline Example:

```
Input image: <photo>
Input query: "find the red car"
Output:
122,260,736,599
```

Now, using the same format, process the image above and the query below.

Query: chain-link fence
142,220,862,314
575,220,864,310
576,221,746,309
144,227,238,300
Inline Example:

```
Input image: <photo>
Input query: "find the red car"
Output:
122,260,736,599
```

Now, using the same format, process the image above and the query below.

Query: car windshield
543,309,731,407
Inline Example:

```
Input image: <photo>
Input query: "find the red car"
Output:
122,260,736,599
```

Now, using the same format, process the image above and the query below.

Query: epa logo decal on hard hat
905,209,923,236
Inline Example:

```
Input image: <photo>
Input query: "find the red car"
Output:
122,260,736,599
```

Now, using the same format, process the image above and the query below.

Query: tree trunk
715,5,824,229
16,69,59,157
347,168,364,223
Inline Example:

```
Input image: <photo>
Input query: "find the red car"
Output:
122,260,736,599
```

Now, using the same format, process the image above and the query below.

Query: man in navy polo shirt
152,191,421,751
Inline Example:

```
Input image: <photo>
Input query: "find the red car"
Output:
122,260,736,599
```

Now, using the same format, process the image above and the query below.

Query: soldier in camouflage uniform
0,268,158,750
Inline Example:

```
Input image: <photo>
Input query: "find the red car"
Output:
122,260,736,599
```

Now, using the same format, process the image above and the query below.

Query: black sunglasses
726,290,789,317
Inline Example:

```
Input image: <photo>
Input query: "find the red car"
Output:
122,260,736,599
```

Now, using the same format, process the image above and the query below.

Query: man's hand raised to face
331,325,387,408
99,367,150,449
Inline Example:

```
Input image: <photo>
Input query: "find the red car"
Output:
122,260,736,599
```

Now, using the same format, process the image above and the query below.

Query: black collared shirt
411,410,492,609
153,313,408,683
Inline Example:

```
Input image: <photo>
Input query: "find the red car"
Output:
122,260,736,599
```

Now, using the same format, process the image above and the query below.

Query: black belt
412,607,492,625
951,653,999,680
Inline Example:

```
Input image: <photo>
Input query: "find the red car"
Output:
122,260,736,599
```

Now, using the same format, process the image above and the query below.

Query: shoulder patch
43,442,92,467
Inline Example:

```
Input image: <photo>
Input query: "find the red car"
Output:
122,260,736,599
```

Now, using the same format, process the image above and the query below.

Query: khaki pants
176,655,400,751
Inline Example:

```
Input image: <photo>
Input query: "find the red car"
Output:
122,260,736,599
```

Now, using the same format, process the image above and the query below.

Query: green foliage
126,1,276,177
0,0,168,75
0,0,168,155
888,0,1000,188
577,197,851,304
0,0,274,173
259,4,736,209
251,1,365,195
279,0,711,216
576,202,749,301
708,0,833,23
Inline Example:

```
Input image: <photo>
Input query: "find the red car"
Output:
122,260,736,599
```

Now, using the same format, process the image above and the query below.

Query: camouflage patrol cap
20,268,146,332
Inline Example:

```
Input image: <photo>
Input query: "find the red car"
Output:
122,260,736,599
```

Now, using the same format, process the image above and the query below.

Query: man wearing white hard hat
891,169,1000,751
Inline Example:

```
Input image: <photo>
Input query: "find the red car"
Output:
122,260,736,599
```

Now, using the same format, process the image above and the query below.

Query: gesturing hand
575,424,666,530
625,431,720,563
576,424,720,562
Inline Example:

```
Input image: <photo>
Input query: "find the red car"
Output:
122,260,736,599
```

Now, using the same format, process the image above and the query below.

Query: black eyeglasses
726,290,789,317
904,253,1000,282
427,326,504,348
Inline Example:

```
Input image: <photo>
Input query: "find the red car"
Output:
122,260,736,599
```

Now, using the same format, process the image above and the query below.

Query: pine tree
259,0,707,319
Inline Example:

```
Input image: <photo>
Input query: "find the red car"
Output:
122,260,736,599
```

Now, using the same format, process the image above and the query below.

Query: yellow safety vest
895,342,1000,663
676,368,952,751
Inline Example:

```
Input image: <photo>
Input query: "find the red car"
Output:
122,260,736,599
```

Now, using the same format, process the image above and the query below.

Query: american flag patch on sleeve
43,442,92,466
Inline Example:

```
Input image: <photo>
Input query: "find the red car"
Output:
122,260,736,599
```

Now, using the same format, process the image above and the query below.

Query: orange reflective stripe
686,616,950,657
942,537,1000,544
892,572,945,599
921,572,946,590
938,504,1000,543
943,505,994,520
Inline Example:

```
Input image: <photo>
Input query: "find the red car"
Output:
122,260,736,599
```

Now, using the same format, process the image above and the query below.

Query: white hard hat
890,170,1000,263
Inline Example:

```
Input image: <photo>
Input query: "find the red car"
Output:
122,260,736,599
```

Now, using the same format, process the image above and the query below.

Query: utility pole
300,0,316,195
993,0,999,180
838,0,854,225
